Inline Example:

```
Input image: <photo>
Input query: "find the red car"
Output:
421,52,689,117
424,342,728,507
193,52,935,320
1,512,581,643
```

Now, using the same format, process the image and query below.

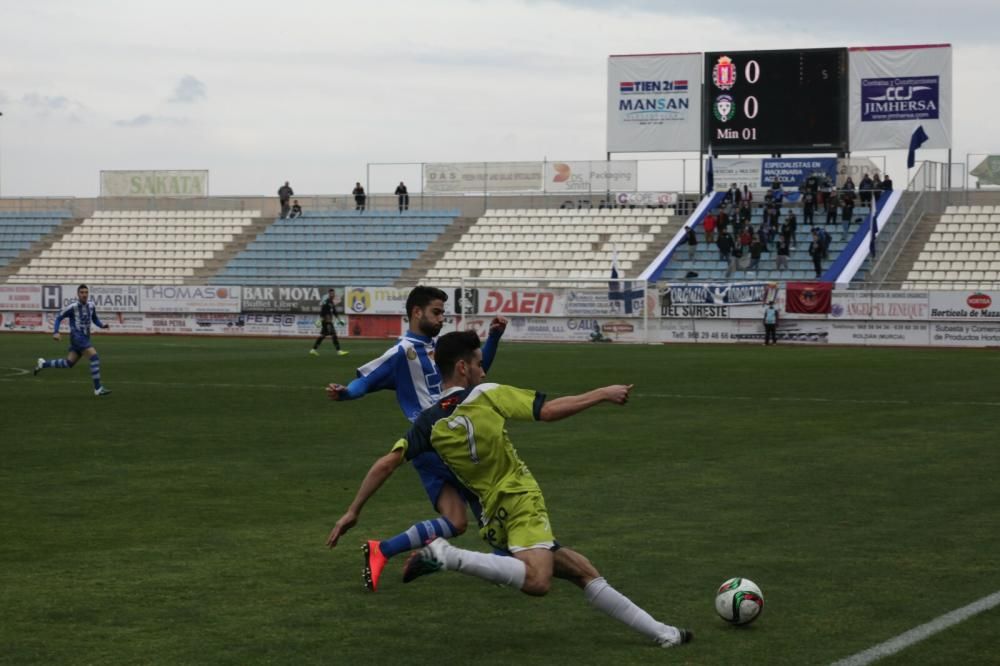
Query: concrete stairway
0,218,82,280
394,217,476,287
880,213,940,287
187,215,275,284
631,216,687,279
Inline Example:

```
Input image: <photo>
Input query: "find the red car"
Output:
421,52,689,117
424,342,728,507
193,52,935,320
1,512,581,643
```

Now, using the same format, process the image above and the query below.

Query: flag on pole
608,246,642,315
705,145,715,195
869,213,879,257
907,125,929,169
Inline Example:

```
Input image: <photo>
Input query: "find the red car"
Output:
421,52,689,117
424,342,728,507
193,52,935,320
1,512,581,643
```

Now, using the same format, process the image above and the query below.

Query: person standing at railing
278,181,294,219
809,229,824,278
858,173,874,208
395,182,410,213
353,182,367,212
881,174,894,193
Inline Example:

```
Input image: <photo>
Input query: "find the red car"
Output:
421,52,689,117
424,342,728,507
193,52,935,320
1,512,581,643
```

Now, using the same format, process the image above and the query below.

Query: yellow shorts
479,491,555,553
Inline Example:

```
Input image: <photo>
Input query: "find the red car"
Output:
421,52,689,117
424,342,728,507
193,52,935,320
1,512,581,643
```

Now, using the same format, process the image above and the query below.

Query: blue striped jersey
54,300,104,342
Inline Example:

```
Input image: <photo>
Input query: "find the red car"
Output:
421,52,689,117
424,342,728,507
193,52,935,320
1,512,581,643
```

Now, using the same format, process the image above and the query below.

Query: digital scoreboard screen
703,48,848,154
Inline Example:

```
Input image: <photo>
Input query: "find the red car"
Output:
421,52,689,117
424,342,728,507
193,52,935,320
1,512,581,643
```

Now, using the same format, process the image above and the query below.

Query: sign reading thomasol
607,53,701,153
141,285,241,313
100,170,209,197
849,44,952,150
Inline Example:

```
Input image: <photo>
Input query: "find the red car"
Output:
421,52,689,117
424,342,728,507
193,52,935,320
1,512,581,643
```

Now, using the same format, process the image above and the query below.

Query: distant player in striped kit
33,284,112,396
325,285,507,590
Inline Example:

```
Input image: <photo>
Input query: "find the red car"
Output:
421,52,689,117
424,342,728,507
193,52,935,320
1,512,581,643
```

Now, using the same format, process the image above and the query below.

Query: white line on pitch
830,589,1000,666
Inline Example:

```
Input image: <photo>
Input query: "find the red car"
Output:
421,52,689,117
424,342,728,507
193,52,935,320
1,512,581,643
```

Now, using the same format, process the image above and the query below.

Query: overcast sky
0,0,996,197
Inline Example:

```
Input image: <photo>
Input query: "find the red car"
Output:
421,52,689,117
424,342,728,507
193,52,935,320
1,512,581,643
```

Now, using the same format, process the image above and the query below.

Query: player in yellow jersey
326,330,691,648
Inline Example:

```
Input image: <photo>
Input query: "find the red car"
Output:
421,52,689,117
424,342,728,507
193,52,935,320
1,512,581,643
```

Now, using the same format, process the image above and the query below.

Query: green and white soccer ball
715,577,764,625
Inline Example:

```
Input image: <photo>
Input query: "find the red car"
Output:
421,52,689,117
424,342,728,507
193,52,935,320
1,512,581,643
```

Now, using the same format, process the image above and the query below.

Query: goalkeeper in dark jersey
310,289,348,357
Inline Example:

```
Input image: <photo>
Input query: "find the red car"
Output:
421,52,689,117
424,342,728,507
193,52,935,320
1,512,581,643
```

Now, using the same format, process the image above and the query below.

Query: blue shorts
411,451,483,520
69,337,93,354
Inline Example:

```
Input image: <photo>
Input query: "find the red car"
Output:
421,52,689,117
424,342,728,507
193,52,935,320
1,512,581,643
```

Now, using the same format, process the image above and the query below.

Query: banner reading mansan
607,53,701,152
849,44,952,150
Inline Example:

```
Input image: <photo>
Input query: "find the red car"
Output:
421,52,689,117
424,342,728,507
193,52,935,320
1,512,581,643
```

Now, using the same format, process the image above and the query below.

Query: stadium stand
421,207,678,284
214,210,458,286
6,210,260,284
0,211,72,270
653,203,871,282
903,204,1000,289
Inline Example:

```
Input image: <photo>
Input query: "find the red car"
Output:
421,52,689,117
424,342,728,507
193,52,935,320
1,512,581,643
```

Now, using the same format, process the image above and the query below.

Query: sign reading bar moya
100,170,209,198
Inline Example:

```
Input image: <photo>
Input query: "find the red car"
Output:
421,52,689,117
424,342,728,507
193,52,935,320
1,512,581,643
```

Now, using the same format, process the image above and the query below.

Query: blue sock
89,354,102,390
379,516,457,558
45,359,71,369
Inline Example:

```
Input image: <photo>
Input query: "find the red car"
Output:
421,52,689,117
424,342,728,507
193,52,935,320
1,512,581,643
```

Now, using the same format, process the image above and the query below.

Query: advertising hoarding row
421,161,639,194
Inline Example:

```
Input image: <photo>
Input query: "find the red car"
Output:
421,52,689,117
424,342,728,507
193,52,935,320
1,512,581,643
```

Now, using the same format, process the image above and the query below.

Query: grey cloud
168,75,206,103
114,114,188,128
23,93,73,111
541,0,998,44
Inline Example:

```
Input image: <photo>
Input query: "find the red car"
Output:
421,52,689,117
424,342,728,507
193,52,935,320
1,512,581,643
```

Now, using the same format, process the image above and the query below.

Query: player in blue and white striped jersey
325,285,506,590
33,284,112,396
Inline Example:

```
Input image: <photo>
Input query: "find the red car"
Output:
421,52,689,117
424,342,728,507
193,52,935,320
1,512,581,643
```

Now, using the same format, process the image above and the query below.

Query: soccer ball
715,577,764,625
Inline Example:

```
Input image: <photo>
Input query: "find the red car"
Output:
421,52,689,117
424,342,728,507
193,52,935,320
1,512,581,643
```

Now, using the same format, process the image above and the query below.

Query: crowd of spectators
684,172,892,279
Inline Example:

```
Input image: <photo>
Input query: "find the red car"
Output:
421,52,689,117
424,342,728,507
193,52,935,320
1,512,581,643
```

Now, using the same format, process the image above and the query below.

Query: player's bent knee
521,576,551,597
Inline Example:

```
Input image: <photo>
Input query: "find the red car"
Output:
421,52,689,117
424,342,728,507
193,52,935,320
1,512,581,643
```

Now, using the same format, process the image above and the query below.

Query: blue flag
705,146,714,195
869,213,879,257
907,125,929,169
608,249,642,314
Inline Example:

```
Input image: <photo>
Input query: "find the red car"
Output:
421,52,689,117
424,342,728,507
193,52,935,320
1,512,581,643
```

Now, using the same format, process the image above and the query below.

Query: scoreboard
703,48,848,154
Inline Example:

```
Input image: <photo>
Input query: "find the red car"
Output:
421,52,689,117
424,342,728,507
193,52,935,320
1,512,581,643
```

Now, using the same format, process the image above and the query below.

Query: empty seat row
93,210,259,218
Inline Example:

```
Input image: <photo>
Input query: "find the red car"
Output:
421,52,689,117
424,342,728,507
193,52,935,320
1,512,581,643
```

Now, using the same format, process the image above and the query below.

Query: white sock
438,542,526,589
584,577,680,644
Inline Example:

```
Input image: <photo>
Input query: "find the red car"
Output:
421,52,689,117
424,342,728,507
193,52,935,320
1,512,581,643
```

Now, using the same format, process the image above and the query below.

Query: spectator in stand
757,224,770,252
803,191,816,226
814,225,831,259
740,224,753,253
881,174,894,193
728,237,743,276
818,174,833,207
768,179,784,215
842,176,856,198
278,181,294,219
742,184,753,204
353,182,367,212
749,235,764,272
841,198,855,240
784,212,798,250
717,229,734,263
809,229,824,278
684,225,698,261
738,201,752,228
763,303,779,346
825,193,838,226
723,182,742,207
395,181,410,213
871,174,883,199
717,208,730,235
804,172,820,198
775,234,790,272
764,200,778,230
289,200,303,218
858,173,874,207
703,211,717,244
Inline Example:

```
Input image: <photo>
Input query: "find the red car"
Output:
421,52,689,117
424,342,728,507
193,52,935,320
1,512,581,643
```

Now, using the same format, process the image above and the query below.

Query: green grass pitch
2,334,999,665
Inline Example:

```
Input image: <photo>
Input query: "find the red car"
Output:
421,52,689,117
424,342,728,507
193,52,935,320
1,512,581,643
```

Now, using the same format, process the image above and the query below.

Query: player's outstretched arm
326,449,405,548
538,384,633,423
